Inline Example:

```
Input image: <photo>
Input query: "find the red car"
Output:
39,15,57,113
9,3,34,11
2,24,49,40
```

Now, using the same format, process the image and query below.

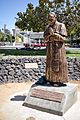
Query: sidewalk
0,81,80,120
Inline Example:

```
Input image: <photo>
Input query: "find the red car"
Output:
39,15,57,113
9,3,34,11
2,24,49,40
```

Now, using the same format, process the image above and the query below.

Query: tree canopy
15,0,80,40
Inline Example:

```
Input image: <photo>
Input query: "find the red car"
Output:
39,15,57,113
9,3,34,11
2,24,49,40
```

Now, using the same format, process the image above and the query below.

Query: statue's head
48,12,57,25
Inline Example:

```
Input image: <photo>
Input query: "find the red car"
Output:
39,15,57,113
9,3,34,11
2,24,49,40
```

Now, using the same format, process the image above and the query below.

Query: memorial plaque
25,63,38,68
30,89,64,103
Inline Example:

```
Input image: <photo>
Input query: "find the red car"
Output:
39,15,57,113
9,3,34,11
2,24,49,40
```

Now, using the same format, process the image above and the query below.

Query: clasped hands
44,33,64,43
49,29,64,42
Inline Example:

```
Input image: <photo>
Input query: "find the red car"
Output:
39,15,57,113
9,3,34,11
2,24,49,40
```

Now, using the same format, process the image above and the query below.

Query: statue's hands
49,27,59,36
49,27,54,35
44,28,65,43
48,33,65,43
53,33,64,41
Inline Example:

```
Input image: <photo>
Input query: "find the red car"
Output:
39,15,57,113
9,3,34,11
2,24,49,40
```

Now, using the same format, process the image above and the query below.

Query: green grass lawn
66,54,80,57
0,49,80,57
66,50,80,57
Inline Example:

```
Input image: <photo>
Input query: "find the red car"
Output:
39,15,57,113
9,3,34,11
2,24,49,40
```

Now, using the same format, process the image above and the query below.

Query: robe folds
44,21,68,83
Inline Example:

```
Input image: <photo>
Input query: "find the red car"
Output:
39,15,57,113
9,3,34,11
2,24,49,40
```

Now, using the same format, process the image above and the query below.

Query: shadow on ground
10,95,26,101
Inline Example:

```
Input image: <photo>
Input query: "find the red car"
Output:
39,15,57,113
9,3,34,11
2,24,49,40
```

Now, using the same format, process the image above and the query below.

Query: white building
15,26,44,45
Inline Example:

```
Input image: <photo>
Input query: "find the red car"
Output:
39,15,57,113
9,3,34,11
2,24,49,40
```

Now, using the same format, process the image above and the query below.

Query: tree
15,3,35,31
64,0,80,45
0,31,14,43
0,31,4,42
15,2,49,32
15,0,80,45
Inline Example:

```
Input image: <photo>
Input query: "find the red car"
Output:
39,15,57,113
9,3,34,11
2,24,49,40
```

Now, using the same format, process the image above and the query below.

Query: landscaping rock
0,57,80,84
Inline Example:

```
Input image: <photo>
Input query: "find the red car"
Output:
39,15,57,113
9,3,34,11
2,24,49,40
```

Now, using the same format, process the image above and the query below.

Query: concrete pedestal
23,83,77,116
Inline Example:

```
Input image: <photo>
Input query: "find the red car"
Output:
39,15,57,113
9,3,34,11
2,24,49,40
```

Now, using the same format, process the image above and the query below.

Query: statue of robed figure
44,12,68,86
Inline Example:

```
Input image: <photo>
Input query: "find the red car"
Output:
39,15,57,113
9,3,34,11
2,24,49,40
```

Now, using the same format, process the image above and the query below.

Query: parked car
23,42,47,50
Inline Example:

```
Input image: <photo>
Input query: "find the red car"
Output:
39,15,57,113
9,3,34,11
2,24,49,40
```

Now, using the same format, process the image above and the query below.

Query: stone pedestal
23,83,77,116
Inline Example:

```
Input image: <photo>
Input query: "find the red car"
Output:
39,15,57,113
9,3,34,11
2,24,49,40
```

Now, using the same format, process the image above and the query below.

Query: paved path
0,85,80,120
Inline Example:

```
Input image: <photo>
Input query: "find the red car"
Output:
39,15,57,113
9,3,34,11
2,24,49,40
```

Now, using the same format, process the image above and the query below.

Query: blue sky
0,0,38,32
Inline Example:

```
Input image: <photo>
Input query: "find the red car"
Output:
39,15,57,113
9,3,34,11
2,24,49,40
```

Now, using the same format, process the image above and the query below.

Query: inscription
30,89,64,103
25,63,38,68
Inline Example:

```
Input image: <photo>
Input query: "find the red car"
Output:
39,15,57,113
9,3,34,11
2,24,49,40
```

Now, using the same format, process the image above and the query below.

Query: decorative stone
0,57,80,84
26,117,37,120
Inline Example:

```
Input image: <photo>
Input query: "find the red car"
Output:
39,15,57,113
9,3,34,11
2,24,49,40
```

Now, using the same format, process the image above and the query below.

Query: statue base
23,83,77,116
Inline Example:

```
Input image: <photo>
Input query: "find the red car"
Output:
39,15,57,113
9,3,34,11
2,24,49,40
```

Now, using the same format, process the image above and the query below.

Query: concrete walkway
0,87,80,120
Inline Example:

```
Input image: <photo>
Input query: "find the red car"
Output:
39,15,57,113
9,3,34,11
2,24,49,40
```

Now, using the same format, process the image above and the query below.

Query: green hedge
0,49,80,57
0,49,46,56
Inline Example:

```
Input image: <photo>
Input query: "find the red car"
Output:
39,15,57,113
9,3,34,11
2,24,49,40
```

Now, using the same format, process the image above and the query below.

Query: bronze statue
44,12,68,86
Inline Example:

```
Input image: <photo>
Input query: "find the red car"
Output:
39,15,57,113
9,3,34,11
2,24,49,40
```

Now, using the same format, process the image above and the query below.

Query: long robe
44,21,68,83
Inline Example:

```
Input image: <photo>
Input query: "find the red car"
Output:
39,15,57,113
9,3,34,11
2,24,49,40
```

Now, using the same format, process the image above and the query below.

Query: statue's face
48,15,56,25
